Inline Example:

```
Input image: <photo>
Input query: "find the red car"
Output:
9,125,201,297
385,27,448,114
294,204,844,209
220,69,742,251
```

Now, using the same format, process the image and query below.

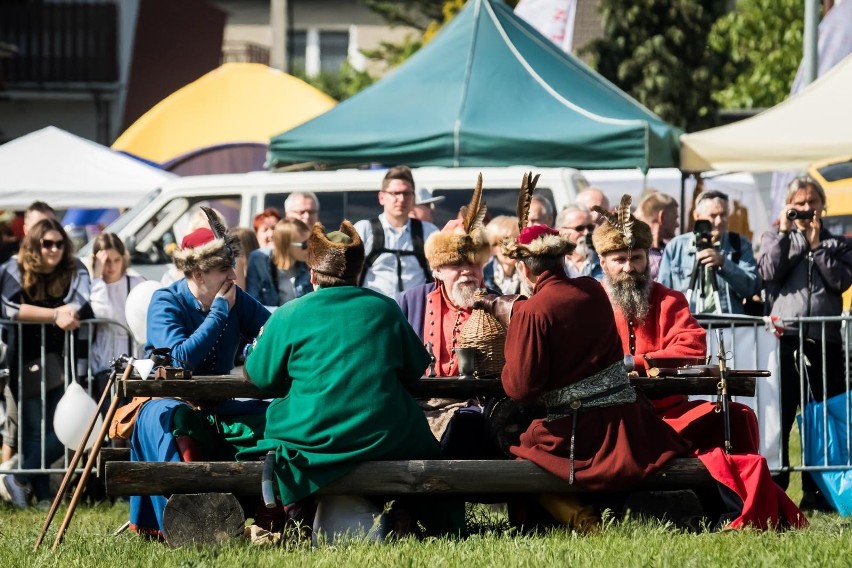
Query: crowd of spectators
1,169,849,535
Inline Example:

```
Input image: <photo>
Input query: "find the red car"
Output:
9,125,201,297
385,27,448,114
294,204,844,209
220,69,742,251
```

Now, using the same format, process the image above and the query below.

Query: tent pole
680,171,688,233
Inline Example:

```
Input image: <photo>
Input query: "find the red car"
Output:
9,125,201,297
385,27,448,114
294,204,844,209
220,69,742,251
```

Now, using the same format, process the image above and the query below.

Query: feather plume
516,172,539,231
463,173,487,234
594,194,636,249
617,194,635,247
201,206,228,241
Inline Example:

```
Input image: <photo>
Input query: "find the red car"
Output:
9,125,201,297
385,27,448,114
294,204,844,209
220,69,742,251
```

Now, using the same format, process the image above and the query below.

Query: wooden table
119,374,756,400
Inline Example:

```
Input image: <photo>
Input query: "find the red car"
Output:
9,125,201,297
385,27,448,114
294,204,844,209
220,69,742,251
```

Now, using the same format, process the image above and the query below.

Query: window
319,31,349,73
286,28,350,76
287,31,307,73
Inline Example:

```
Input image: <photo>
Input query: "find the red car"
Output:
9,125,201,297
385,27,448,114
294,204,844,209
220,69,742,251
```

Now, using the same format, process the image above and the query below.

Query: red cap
517,224,559,245
181,228,216,250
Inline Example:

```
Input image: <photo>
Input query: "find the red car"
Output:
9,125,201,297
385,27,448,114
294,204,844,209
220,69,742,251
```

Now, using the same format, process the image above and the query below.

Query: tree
583,0,729,132
708,0,804,110
292,61,376,102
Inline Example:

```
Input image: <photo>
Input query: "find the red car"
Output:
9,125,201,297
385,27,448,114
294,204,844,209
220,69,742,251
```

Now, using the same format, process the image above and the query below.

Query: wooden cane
33,363,131,550
50,367,129,551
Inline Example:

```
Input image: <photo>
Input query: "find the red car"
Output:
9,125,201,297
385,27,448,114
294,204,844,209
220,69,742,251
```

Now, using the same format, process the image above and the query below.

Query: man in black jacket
758,177,852,510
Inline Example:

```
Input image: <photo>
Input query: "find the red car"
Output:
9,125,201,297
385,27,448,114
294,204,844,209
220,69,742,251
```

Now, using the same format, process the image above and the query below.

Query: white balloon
125,280,162,346
53,382,103,450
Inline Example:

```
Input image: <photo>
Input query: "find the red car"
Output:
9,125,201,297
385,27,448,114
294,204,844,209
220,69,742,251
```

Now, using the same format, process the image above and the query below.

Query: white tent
0,126,174,209
680,53,852,173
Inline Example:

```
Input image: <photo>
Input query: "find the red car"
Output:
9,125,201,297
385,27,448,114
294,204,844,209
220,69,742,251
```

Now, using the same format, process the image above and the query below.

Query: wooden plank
119,375,755,400
97,447,130,478
104,458,713,497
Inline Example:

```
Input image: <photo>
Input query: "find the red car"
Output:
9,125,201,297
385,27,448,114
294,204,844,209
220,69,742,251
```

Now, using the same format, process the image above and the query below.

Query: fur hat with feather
172,206,240,274
307,219,364,280
502,172,574,259
424,173,491,269
591,194,652,256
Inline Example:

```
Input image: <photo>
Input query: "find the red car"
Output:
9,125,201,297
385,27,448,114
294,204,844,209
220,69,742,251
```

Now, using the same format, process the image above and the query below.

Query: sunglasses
41,238,66,251
568,224,596,233
290,241,308,250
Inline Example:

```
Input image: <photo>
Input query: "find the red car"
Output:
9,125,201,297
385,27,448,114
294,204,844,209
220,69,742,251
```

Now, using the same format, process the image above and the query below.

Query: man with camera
758,177,852,510
658,191,760,315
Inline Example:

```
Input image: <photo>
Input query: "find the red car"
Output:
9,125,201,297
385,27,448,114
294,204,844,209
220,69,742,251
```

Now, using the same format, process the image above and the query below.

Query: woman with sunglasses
0,218,92,508
246,218,312,308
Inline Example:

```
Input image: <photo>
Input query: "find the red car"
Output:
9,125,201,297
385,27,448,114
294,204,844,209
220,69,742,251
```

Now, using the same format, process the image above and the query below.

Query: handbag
798,392,852,516
109,396,155,440
21,352,64,399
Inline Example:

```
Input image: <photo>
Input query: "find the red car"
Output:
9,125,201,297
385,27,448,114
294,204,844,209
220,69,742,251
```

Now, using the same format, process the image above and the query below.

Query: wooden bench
104,458,715,498
99,374,759,544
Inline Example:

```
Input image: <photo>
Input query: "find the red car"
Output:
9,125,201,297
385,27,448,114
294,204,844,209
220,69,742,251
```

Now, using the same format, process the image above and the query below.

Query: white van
84,166,589,279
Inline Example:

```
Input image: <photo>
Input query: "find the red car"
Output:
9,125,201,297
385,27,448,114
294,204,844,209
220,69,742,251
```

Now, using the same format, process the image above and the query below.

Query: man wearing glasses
658,190,759,314
355,166,437,297
284,191,320,228
555,205,601,280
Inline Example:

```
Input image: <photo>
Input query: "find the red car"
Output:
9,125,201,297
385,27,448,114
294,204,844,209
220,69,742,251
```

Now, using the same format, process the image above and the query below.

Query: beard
604,268,652,324
448,276,480,309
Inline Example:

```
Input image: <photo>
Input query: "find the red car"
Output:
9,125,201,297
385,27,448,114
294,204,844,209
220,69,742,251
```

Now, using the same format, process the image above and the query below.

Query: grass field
1,500,850,568
2,432,848,567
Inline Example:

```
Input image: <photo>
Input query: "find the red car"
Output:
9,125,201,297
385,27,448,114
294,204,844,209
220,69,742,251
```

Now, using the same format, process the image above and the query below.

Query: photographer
658,191,760,314
758,177,852,510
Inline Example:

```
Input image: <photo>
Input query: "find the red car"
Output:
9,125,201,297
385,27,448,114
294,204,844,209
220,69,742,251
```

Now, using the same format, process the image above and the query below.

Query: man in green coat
243,220,441,513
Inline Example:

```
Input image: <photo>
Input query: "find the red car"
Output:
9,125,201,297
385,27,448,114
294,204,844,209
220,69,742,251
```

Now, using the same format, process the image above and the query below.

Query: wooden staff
48,361,132,551
34,361,131,550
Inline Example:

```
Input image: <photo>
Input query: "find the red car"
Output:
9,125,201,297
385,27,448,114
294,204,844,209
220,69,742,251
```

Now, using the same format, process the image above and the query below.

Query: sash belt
537,361,637,484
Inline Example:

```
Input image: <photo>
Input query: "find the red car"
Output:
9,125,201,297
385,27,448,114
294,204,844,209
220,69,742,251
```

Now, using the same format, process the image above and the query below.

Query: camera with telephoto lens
786,209,815,221
692,219,715,252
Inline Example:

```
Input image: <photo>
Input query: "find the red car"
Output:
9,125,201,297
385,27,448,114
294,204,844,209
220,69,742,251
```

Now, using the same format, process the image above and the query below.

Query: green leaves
583,0,728,132
709,0,803,110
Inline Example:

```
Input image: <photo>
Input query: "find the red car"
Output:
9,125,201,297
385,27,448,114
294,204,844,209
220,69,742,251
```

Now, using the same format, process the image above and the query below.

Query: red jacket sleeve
634,287,706,373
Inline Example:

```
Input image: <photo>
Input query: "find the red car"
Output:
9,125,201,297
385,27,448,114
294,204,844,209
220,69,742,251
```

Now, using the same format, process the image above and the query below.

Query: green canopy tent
269,0,680,172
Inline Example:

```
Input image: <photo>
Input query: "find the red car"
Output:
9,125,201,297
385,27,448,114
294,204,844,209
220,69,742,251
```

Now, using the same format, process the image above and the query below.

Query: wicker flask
457,291,506,377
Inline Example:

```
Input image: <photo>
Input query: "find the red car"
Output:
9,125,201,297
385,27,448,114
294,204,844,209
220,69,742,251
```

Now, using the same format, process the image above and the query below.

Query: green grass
0,430,839,568
1,500,850,568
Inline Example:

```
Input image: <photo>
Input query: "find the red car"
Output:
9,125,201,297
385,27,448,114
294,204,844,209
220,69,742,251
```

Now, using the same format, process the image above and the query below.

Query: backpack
359,218,433,292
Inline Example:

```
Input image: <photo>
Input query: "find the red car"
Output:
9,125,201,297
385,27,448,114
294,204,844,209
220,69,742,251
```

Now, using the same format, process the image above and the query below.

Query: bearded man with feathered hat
398,175,517,455
487,173,692,531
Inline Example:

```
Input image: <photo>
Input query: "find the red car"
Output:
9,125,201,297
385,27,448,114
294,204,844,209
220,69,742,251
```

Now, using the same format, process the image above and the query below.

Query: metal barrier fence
696,314,852,476
2,315,851,480
0,318,139,477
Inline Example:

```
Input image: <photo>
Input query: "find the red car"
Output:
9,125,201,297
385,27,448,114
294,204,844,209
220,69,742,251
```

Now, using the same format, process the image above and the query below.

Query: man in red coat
588,195,806,531
498,219,690,528
591,202,759,455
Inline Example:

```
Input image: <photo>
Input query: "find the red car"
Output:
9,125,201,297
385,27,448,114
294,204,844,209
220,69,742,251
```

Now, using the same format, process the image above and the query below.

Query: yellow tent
112,63,336,165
